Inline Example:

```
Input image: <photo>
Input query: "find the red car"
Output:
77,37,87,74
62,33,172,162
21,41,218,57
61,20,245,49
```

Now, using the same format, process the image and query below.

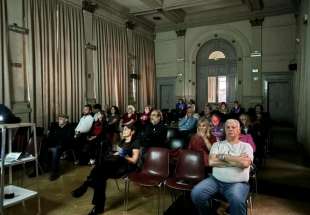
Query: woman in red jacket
188,117,216,173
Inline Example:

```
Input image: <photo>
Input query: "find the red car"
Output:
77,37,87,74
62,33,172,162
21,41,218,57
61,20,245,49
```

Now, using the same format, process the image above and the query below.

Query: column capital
250,18,264,26
176,29,186,37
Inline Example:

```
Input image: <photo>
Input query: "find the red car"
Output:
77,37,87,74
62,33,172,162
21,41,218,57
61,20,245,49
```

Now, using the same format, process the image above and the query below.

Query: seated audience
139,105,152,126
239,113,256,151
218,102,229,115
120,105,137,128
72,124,140,215
107,106,120,146
191,119,253,215
141,109,168,148
176,98,187,112
252,112,267,165
239,113,253,135
188,99,196,113
47,114,74,181
176,98,187,118
210,112,225,142
75,104,94,137
93,103,103,120
188,118,216,169
178,106,198,132
200,104,213,122
75,104,94,164
87,111,106,165
230,100,244,118
178,106,198,145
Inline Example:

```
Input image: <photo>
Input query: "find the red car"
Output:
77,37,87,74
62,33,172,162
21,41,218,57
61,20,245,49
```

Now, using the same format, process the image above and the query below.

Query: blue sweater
178,116,197,131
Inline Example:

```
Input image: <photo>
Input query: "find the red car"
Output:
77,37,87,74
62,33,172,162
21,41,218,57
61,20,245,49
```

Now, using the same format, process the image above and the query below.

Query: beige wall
155,14,296,110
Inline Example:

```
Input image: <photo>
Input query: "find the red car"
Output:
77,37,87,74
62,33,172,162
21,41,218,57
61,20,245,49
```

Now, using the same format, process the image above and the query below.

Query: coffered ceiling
94,0,298,32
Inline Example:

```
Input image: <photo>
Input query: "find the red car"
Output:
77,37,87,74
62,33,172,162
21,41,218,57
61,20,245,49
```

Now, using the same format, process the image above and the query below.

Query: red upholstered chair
124,147,170,214
164,150,204,214
165,150,204,193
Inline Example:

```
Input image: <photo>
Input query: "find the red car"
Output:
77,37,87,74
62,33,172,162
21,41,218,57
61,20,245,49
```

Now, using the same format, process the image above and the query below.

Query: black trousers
87,156,130,207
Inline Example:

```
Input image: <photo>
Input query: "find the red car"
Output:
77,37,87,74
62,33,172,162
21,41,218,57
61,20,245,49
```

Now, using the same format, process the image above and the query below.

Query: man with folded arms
191,119,253,215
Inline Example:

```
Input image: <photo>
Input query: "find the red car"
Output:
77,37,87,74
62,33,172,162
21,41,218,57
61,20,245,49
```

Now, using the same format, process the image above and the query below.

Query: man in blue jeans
47,114,74,181
191,119,253,215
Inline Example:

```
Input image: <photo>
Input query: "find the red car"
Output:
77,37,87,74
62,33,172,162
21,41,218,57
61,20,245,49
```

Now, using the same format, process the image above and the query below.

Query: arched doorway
196,39,237,111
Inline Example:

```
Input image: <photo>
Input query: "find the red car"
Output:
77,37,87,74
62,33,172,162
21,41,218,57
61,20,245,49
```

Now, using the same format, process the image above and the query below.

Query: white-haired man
191,119,253,215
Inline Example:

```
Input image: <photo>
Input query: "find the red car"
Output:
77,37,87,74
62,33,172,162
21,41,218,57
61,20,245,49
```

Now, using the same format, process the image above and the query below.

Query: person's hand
197,128,206,137
197,129,204,137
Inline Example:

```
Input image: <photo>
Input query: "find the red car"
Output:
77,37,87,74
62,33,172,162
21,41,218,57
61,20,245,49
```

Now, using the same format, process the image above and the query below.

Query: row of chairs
123,147,204,214
121,147,255,215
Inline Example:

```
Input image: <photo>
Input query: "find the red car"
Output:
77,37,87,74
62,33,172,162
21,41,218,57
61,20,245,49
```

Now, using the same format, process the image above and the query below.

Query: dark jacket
141,121,168,148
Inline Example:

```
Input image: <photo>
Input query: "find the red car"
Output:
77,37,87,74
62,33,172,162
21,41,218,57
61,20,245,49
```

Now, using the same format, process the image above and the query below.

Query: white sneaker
89,159,95,165
60,152,68,160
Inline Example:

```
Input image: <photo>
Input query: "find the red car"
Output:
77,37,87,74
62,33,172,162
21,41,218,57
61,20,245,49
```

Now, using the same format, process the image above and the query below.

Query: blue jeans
191,176,249,215
49,146,62,174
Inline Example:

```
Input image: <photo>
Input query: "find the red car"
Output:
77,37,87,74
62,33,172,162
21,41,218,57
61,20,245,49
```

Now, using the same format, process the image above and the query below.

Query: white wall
155,14,296,109
262,14,296,73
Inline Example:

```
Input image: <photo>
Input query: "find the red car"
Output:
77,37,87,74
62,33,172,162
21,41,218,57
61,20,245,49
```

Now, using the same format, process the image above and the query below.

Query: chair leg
247,195,253,215
70,150,78,165
157,184,161,215
123,177,129,212
115,179,121,192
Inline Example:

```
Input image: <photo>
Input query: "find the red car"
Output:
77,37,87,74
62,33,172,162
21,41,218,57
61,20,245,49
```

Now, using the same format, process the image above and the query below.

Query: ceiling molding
140,0,162,8
95,0,129,19
160,9,186,24
242,0,264,11
129,16,156,32
156,5,295,32
162,0,223,11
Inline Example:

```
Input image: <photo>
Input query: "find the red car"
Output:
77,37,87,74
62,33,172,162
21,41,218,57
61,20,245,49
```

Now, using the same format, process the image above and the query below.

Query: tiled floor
4,126,310,215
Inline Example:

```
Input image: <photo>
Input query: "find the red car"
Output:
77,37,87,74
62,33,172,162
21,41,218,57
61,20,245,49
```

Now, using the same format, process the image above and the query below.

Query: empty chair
124,147,170,214
165,150,204,192
168,138,185,150
166,127,180,143
168,138,186,165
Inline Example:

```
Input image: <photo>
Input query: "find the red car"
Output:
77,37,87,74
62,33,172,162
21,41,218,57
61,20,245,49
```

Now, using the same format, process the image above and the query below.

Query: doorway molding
262,71,294,113
156,77,176,109
187,25,251,106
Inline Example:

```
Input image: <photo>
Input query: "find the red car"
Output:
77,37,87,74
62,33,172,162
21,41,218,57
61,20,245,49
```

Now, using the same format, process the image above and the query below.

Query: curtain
27,0,86,127
93,17,128,112
26,0,57,127
56,1,86,123
131,32,156,111
0,0,10,107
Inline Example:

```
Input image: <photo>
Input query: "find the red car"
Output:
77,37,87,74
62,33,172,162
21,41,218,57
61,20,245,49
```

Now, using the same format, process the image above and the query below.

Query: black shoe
71,183,88,198
49,173,60,181
88,206,104,215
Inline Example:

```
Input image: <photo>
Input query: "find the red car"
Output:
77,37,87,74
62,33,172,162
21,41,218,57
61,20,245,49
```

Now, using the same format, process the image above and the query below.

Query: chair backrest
142,147,169,178
169,138,185,150
175,150,204,183
166,127,180,142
